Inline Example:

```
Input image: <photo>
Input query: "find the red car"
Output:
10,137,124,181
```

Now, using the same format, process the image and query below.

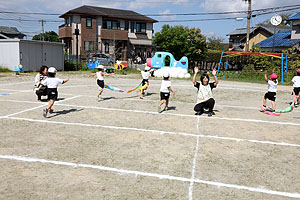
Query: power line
0,3,300,17
0,18,64,23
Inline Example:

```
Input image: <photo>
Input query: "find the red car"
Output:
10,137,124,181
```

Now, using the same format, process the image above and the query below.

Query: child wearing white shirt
291,68,300,106
37,67,69,118
263,71,278,110
158,72,175,112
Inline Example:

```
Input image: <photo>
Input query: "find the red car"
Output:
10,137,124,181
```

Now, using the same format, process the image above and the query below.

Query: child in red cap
291,68,300,106
263,71,278,110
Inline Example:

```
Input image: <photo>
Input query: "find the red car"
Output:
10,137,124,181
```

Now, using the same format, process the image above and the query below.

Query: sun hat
48,67,57,73
163,71,170,78
269,73,277,79
96,65,104,69
145,66,150,71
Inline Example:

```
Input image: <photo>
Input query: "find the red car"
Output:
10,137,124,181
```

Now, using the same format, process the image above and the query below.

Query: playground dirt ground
0,72,300,200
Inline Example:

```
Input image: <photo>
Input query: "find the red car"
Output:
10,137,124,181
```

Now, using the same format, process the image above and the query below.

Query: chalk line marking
4,116,300,148
1,98,300,125
3,96,81,118
0,154,299,198
0,81,33,86
189,116,201,200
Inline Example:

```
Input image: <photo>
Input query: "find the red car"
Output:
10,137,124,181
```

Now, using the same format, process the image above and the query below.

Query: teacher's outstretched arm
193,67,199,86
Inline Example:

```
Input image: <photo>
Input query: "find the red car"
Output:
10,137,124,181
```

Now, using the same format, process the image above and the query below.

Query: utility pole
245,0,251,52
39,20,45,41
75,23,80,69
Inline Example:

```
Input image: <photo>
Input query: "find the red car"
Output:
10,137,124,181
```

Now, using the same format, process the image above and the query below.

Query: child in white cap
292,68,300,106
158,71,175,112
137,66,155,99
89,65,114,100
263,71,278,110
37,67,69,117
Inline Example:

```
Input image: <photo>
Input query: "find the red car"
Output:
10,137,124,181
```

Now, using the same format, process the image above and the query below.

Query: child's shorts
97,80,104,89
293,87,300,95
264,92,276,101
160,92,170,100
142,79,149,86
47,88,58,100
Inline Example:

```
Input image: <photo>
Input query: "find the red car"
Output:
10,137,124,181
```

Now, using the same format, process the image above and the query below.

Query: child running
292,68,300,106
137,66,155,99
263,71,278,110
158,71,175,112
37,67,69,118
88,65,114,101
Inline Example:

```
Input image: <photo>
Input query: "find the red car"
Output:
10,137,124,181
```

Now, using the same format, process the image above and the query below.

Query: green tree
207,36,228,51
32,31,61,42
153,24,207,67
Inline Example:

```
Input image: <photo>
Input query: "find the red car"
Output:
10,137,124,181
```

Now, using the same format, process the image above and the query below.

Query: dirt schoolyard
0,72,300,200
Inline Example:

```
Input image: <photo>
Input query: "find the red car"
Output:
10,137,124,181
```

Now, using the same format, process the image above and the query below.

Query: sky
0,0,300,41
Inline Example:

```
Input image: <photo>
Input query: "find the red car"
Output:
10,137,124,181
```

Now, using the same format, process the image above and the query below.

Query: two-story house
227,24,290,51
59,5,158,61
255,13,300,52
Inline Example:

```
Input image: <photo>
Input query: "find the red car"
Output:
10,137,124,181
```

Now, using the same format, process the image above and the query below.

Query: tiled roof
287,12,300,21
0,26,23,35
60,5,158,23
227,24,291,36
255,31,300,47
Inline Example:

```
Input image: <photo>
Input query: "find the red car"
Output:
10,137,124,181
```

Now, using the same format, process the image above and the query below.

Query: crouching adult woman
192,66,218,117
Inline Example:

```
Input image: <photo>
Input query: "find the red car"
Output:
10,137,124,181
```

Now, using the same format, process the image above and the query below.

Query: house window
107,21,112,29
86,17,92,27
130,22,135,33
105,43,109,53
125,21,129,30
84,41,93,51
136,22,146,33
112,21,118,30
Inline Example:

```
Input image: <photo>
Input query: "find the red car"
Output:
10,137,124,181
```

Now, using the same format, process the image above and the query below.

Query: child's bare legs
263,97,267,107
98,88,103,97
139,84,148,99
271,101,276,110
165,99,169,110
47,99,55,111
159,100,165,107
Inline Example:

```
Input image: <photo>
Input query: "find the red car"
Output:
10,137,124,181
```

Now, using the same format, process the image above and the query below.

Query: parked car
88,53,114,65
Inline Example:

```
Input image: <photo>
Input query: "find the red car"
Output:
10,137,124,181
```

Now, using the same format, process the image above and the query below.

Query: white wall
0,39,64,71
0,39,20,70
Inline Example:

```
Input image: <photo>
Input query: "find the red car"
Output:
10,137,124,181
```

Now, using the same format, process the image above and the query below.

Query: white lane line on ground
3,96,81,118
1,154,299,199
49,103,300,126
1,98,300,124
4,105,45,118
189,116,201,200
0,81,33,86
5,116,300,148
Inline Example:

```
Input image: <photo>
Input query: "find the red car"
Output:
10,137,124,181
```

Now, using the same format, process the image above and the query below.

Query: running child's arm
88,73,96,77
264,71,268,82
168,87,175,95
62,78,69,84
150,68,156,73
192,67,199,86
212,68,218,86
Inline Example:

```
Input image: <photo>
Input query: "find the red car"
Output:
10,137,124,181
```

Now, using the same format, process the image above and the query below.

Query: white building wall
0,39,20,70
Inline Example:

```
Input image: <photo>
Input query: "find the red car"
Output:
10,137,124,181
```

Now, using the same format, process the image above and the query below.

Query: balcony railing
59,26,72,39
100,29,128,40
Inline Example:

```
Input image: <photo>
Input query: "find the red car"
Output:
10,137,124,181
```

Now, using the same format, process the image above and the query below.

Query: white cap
163,71,170,78
96,65,104,69
48,67,57,73
145,66,150,71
